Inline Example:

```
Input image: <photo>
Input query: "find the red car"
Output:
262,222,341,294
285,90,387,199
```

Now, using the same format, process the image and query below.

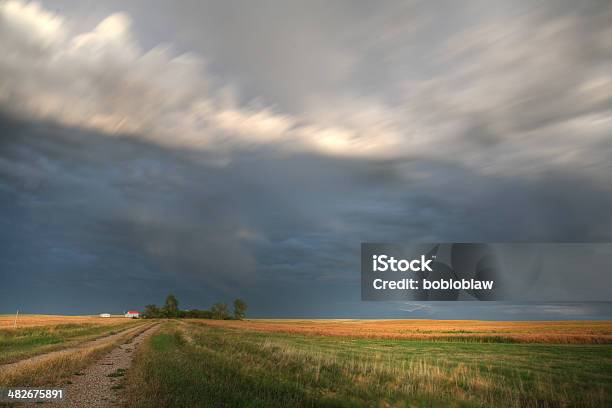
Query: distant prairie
0,314,127,328
196,318,612,344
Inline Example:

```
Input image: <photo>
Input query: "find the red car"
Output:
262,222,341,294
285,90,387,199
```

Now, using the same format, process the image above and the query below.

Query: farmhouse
125,310,140,318
99,313,111,318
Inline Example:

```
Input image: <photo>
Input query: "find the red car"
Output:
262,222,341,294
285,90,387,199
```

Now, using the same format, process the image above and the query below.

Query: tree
143,304,160,318
233,298,247,320
185,309,212,319
211,302,229,320
164,294,179,317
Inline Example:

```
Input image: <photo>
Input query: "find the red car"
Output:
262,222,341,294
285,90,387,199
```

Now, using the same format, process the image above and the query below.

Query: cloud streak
0,1,402,158
1,0,611,179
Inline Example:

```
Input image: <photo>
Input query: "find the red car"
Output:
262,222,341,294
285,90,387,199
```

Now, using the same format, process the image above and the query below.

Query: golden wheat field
196,318,612,343
0,314,129,328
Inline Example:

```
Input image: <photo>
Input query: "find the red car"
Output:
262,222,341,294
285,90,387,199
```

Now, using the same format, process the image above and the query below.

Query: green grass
124,322,612,407
0,322,134,364
108,368,127,378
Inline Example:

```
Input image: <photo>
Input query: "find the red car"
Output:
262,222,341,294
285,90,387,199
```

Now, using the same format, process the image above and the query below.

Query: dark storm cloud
1,114,611,316
1,1,611,317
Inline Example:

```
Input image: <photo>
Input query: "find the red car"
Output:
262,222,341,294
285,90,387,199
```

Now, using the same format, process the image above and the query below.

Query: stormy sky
1,0,611,319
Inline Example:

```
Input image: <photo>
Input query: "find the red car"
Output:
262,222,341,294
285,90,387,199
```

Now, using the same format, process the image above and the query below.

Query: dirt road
16,323,159,407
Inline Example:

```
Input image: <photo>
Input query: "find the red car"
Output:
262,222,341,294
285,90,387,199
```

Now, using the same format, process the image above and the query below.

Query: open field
0,315,140,365
124,321,612,407
1,318,610,406
195,318,612,344
0,314,129,328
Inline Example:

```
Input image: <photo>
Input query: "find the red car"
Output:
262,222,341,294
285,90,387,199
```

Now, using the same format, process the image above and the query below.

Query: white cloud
397,303,433,313
0,1,404,158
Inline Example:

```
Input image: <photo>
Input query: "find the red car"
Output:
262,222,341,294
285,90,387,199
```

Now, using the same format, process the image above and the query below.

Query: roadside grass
124,322,612,407
0,322,138,364
0,324,152,387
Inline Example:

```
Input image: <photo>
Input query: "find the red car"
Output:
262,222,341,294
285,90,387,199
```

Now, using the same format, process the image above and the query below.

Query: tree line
142,294,247,320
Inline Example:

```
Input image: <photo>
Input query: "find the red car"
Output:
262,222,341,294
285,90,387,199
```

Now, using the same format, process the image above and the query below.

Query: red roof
127,310,139,314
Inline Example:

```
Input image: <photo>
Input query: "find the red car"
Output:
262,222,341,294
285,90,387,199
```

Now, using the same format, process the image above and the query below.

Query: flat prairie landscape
122,320,612,407
197,318,612,344
1,316,611,407
0,314,129,328
0,315,140,364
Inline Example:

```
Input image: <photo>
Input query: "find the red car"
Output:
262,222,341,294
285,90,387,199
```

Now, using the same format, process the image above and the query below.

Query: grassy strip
0,321,139,364
0,323,152,387
123,322,612,407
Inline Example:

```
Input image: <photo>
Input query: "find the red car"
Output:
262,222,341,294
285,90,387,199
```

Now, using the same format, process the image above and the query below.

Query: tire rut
20,323,159,408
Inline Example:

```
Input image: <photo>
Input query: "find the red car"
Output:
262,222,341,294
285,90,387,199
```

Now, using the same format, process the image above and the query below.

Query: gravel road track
17,323,159,407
